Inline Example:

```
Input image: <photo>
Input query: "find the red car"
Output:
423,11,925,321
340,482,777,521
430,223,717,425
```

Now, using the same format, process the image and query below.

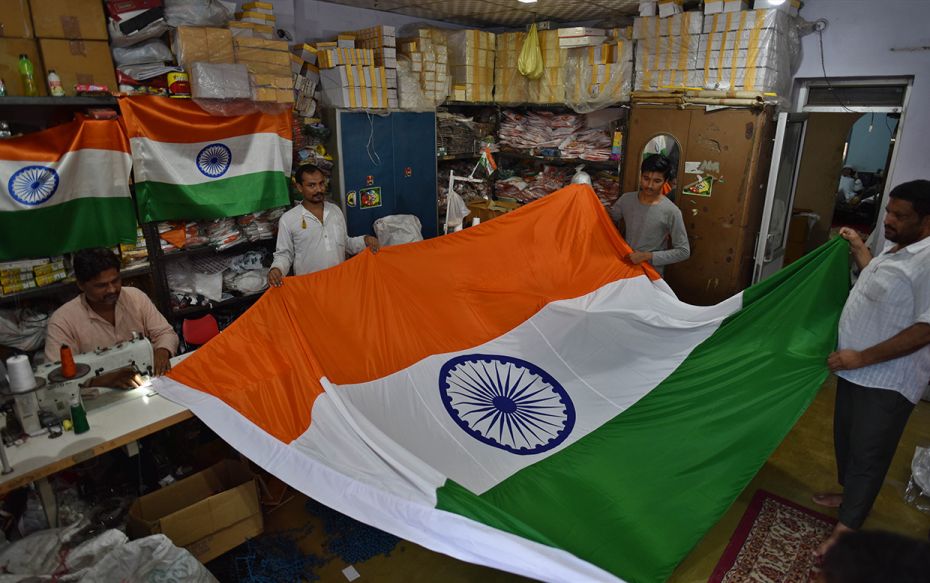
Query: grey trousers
834,376,915,529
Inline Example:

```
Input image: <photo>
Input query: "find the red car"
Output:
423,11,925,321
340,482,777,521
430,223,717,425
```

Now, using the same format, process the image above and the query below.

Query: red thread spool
60,345,76,379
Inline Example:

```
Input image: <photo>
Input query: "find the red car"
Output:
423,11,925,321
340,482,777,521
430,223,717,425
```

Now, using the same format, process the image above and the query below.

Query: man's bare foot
812,492,844,508
814,522,855,560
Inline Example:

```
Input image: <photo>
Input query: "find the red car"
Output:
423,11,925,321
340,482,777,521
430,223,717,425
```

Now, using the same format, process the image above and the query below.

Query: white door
752,112,808,283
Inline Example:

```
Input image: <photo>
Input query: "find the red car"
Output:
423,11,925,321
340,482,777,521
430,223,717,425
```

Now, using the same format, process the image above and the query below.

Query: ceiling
320,0,642,28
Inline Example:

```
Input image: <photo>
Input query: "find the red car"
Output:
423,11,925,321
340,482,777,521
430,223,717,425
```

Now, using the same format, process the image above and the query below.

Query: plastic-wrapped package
564,41,633,112
495,32,528,105
374,215,424,246
396,57,432,111
111,39,174,66
633,12,703,39
397,27,451,107
190,61,248,96
0,308,48,351
108,18,171,49
695,9,801,99
447,29,495,102
164,0,230,27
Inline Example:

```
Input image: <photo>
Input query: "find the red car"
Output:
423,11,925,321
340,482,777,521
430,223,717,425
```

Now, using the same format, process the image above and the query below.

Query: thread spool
5,355,35,393
60,345,76,379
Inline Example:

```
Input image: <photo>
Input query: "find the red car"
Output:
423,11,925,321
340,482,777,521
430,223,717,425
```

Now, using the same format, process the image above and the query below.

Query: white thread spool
471,217,481,227
5,355,36,393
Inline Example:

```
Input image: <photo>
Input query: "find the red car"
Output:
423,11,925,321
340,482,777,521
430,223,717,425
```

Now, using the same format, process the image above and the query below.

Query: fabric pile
237,208,285,242
498,110,583,151
559,129,613,162
496,166,620,207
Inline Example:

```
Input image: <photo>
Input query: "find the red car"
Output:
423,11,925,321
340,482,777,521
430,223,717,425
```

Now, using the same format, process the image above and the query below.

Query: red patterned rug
709,489,837,583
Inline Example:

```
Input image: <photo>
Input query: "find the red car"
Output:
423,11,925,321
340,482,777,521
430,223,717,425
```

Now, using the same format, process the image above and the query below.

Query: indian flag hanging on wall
156,185,849,583
118,96,292,222
0,117,135,261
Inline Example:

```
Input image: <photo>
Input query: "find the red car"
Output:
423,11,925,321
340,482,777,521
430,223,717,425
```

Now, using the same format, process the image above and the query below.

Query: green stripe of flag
0,197,138,261
437,237,850,583
136,171,291,222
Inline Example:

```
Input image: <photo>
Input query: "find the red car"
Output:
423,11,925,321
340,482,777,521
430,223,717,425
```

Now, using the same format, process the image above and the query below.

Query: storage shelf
0,96,118,107
158,238,274,260
437,153,481,161
0,96,119,130
497,151,619,170
172,290,265,317
0,265,151,304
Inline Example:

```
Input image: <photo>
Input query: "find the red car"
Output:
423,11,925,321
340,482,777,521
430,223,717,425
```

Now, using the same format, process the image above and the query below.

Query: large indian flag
156,186,849,582
118,96,292,222
0,117,135,261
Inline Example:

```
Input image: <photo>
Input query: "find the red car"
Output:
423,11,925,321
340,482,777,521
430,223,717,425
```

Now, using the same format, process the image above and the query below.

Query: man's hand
828,349,867,372
84,366,144,389
154,348,171,376
838,227,865,250
364,235,381,254
629,251,653,265
268,267,284,288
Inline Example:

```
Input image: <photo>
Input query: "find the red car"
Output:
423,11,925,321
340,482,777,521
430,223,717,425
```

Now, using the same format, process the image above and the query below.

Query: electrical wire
365,111,382,167
817,27,856,113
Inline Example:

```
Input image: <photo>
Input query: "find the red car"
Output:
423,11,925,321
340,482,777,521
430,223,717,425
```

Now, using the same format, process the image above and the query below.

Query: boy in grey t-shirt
609,154,690,275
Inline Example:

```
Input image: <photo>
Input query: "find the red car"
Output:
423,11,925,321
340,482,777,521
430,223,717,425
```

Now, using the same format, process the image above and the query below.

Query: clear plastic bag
374,215,424,246
111,39,174,66
904,445,930,514
164,0,230,27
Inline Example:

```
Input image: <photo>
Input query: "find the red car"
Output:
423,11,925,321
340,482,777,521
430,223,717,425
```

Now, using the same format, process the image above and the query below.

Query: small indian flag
0,117,135,261
118,96,292,222
156,186,849,582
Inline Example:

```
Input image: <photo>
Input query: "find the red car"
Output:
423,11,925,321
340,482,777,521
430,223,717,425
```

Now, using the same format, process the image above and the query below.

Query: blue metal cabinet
327,110,438,239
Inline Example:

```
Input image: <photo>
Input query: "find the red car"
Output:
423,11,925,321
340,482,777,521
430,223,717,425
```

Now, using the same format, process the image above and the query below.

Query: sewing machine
33,335,155,417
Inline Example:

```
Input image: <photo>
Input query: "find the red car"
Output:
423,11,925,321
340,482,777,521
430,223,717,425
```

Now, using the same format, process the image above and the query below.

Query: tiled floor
255,377,930,582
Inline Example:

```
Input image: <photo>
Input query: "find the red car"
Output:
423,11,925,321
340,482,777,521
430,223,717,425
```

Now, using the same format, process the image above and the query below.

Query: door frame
792,77,913,256
752,112,808,283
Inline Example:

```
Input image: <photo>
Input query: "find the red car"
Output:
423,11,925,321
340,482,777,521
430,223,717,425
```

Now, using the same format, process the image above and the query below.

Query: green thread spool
70,398,89,434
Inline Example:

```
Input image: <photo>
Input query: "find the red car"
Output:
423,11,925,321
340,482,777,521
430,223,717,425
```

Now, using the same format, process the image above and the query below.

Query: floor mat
709,489,836,583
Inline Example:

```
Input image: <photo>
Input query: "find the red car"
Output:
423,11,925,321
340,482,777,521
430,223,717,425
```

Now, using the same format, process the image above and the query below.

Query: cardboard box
127,460,263,564
0,0,33,38
0,38,45,95
29,0,108,40
174,26,234,69
38,39,115,95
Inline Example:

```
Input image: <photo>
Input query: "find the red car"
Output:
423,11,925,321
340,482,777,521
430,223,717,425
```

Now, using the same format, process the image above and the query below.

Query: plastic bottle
0,122,10,139
47,69,64,97
0,78,6,97
18,54,37,97
70,397,90,434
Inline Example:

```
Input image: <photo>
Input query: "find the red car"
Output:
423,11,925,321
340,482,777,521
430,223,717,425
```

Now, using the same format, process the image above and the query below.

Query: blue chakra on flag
7,165,60,206
196,143,232,178
439,354,575,455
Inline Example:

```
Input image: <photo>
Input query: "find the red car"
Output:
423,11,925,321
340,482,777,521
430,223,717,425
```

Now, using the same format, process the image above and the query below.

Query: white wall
794,0,930,187
843,113,897,174
293,2,456,43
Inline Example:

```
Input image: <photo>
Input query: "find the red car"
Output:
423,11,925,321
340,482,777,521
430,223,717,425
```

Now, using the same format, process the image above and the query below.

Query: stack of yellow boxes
565,35,633,107
697,9,793,95
231,1,276,40
173,26,234,70
448,29,494,103
0,257,68,296
233,37,293,104
352,26,399,109
632,12,702,90
494,32,527,104
527,29,567,104
398,29,450,104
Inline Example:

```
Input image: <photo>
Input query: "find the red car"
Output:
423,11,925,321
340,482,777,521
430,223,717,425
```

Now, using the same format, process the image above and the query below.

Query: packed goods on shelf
0,256,68,296
448,29,495,103
397,28,450,108
119,228,150,270
314,25,397,109
438,162,493,212
156,208,285,254
498,110,613,162
167,248,272,310
494,165,620,207
632,7,800,99
564,33,634,111
437,112,489,156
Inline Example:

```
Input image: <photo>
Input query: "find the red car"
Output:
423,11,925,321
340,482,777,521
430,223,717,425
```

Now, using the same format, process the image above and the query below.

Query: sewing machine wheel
47,363,92,383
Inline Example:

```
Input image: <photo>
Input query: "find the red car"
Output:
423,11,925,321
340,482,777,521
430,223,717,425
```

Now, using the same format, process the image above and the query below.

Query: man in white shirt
813,179,930,557
268,165,380,287
837,166,864,203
